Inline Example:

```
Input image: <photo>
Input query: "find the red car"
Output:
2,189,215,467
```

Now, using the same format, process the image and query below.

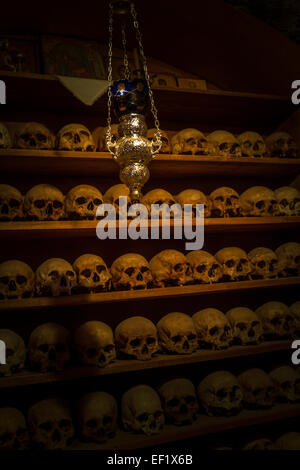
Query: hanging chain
130,2,162,154
106,2,116,156
121,24,130,80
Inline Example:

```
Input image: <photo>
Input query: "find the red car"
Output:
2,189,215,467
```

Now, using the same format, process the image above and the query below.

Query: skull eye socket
137,413,149,422
38,344,49,353
270,316,281,326
16,275,27,284
9,198,20,208
154,200,164,205
130,338,141,347
219,143,229,151
0,276,9,284
36,133,47,142
171,335,182,343
186,138,196,145
66,270,75,278
56,343,66,353
257,260,266,268
146,337,156,345
243,140,251,148
240,258,248,264
86,419,97,429
87,348,98,358
280,199,289,208
216,388,227,399
209,326,219,336
196,264,206,273
80,131,90,137
104,344,115,353
167,398,180,407
225,259,235,268
174,263,184,272
256,200,265,209
6,348,14,357
16,428,26,437
39,421,53,432
251,321,260,327
53,200,63,209
81,269,91,278
93,198,102,205
215,196,224,202
103,416,112,426
187,333,196,341
59,419,71,430
295,256,300,264
253,388,263,397
185,395,196,405
154,410,162,419
125,267,135,276
76,197,87,205
236,322,246,331
34,199,45,208
281,381,290,390
63,132,73,141
20,133,31,142
141,266,150,273
96,265,106,273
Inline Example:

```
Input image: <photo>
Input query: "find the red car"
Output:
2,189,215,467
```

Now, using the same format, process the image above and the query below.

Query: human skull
0,184,23,221
243,438,273,450
269,366,300,403
197,370,243,416
142,189,177,218
248,247,279,279
15,122,54,149
77,392,118,443
226,307,263,345
147,128,170,154
73,254,111,293
24,184,65,221
207,130,242,158
158,378,199,425
56,123,95,151
104,184,131,217
176,189,211,218
275,433,300,450
121,384,164,436
186,250,223,284
171,128,209,155
65,184,103,220
150,249,189,287
0,329,26,376
111,253,152,291
28,398,74,450
0,408,29,450
255,301,294,339
74,321,116,367
157,312,198,354
238,368,275,409
0,123,12,148
35,258,77,297
115,316,159,361
97,124,119,151
209,187,240,217
193,308,232,350
240,186,278,217
290,301,300,336
266,132,298,158
215,247,252,281
237,131,266,158
28,323,71,372
276,242,300,277
274,187,300,216
0,260,34,300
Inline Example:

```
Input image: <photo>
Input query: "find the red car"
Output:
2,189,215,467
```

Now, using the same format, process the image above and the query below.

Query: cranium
243,438,273,450
215,247,252,281
275,433,300,450
171,128,209,155
237,131,266,158
28,398,74,450
269,366,300,403
35,258,77,297
73,254,111,293
186,250,222,284
65,184,103,220
226,307,263,345
104,184,131,218
158,378,199,425
142,189,177,218
248,247,279,279
115,316,159,361
121,384,164,436
28,323,71,372
111,253,152,291
74,321,116,367
0,184,23,221
276,242,300,277
157,312,198,354
150,249,189,287
0,123,12,148
255,301,294,339
0,260,34,300
147,128,170,154
197,370,243,416
193,308,232,350
290,301,300,336
77,392,118,443
24,184,65,221
0,329,26,376
207,130,242,158
266,132,298,158
209,187,240,217
240,186,278,217
97,124,119,151
0,408,29,450
274,186,300,216
176,189,211,218
238,368,275,409
15,122,55,149
56,123,95,151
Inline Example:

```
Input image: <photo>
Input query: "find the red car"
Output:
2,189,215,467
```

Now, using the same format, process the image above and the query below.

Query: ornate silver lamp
106,0,162,202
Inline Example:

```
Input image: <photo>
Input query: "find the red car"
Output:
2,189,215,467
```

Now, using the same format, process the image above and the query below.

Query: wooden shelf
0,71,295,132
0,278,298,312
0,217,299,240
70,404,300,450
0,340,290,390
1,149,300,179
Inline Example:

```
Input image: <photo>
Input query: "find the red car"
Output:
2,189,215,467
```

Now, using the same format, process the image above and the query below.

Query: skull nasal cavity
48,348,56,360
136,273,143,281
9,280,17,291
60,276,67,287
93,273,100,282
52,429,61,443
87,201,94,210
46,203,53,215
74,133,80,143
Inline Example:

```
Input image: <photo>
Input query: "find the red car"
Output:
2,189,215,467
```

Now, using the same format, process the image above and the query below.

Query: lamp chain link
106,2,116,156
121,24,130,80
